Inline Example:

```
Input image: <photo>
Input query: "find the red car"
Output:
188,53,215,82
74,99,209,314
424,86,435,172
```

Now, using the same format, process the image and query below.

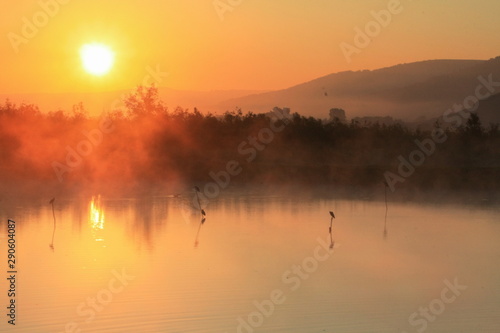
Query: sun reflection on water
89,195,105,241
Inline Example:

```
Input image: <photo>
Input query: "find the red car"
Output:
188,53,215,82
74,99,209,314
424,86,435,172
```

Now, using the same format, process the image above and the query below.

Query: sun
80,43,115,76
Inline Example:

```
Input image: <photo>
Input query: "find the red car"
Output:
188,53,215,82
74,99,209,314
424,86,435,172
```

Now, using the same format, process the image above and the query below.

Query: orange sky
1,0,499,94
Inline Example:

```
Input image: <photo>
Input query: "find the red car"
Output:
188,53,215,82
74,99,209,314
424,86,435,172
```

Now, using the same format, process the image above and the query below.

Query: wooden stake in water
329,211,335,248
329,211,335,232
49,197,56,250
194,186,206,217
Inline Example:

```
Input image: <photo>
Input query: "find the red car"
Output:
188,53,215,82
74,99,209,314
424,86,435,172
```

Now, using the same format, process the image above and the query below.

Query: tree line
0,86,498,197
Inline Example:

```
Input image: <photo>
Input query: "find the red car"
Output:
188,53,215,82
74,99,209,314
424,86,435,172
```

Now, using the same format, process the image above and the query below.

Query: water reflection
194,216,206,248
49,197,56,251
1,192,500,332
383,181,389,240
128,197,170,249
383,213,388,240
89,195,105,241
329,226,334,249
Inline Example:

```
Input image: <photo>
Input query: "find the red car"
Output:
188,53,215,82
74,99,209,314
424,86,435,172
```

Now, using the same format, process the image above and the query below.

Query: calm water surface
1,191,499,332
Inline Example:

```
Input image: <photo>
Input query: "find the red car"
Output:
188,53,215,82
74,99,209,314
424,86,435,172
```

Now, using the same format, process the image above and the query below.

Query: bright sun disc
80,43,114,76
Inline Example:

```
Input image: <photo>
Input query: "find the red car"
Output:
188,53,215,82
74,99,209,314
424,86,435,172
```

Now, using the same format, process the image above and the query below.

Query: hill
2,56,499,123
218,57,500,122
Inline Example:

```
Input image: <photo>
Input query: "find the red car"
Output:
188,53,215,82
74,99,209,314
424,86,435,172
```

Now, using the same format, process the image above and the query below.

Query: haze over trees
0,86,498,197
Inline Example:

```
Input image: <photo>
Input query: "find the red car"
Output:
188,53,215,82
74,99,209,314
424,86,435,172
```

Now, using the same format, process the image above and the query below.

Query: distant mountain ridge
219,57,500,122
2,57,499,123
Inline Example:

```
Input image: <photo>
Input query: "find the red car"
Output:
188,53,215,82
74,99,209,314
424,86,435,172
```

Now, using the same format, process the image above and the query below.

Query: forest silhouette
1,86,498,197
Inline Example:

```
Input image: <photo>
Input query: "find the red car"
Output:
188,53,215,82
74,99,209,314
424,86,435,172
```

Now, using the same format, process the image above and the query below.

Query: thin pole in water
329,211,335,232
49,197,56,250
194,186,206,217
329,211,335,248
383,181,389,239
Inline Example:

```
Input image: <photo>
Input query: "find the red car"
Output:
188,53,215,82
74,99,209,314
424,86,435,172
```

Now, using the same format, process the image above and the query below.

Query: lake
1,190,499,332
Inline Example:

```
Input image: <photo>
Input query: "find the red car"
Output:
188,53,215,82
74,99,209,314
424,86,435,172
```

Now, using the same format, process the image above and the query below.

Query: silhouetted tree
124,85,166,117
464,113,483,137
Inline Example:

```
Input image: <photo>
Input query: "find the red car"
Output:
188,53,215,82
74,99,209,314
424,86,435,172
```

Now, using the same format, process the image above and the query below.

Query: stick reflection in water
383,181,389,239
194,216,206,248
